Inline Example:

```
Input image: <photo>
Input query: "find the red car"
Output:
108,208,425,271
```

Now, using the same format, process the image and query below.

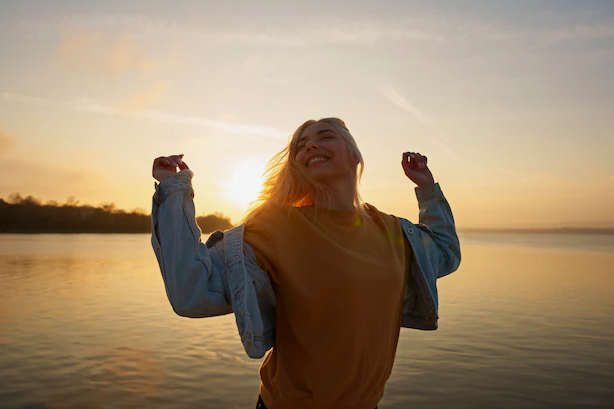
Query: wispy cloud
534,21,614,47
115,81,172,111
0,157,110,201
213,24,444,47
54,28,158,79
501,170,528,184
242,55,292,85
0,128,17,153
379,85,457,158
380,85,439,129
9,13,614,49
1,92,288,142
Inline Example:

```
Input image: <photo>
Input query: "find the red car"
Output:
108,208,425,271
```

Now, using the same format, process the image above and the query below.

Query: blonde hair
241,117,366,223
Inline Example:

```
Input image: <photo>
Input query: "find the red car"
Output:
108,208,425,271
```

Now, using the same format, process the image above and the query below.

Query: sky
1,0,613,228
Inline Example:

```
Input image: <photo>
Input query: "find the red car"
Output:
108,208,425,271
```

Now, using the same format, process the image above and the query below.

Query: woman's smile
307,156,330,167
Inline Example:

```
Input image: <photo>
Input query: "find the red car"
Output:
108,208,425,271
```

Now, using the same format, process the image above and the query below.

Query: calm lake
1,232,613,409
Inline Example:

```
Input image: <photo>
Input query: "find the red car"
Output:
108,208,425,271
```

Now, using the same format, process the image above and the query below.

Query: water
0,233,613,409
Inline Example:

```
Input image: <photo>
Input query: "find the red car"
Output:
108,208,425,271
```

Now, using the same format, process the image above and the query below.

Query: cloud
0,158,109,200
11,12,614,50
116,81,172,111
0,128,17,153
500,170,528,184
54,28,158,78
379,85,457,158
380,85,438,129
534,21,614,47
1,92,288,142
210,24,444,47
243,55,292,85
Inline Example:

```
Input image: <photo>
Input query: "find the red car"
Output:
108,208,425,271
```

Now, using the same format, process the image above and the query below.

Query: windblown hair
241,117,366,223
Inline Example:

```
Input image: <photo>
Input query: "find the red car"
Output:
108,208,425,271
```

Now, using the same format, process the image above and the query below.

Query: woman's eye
297,145,305,151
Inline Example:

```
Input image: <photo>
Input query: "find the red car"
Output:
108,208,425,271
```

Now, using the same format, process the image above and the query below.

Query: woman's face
294,121,356,185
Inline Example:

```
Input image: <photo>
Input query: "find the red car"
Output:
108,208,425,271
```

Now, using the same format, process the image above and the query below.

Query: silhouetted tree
0,193,235,234
197,212,233,233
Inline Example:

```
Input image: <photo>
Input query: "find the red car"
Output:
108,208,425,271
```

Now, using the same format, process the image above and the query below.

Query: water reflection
0,233,613,408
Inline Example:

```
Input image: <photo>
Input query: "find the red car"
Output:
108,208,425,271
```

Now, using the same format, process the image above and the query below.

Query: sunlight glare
225,161,265,207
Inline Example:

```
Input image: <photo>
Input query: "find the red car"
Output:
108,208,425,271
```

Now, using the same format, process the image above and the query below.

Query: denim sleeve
414,183,461,278
151,171,233,318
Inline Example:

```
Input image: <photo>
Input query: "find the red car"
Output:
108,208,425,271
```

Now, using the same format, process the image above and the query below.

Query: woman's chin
308,167,328,178
310,172,342,186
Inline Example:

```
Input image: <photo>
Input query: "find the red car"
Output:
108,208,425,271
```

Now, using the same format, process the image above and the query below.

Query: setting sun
224,162,265,207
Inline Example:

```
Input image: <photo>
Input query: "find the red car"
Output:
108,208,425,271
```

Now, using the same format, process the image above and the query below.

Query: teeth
308,157,328,165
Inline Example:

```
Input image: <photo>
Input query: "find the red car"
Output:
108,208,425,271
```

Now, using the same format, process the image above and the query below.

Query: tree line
0,193,234,234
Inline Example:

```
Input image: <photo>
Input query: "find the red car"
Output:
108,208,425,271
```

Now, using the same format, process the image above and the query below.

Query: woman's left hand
152,154,189,182
401,152,435,187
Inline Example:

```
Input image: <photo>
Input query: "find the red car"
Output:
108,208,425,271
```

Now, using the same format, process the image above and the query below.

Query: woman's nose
305,140,319,150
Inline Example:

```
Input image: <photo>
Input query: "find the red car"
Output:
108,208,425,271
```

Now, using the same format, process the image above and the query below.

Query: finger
159,157,176,167
403,152,416,162
413,153,424,168
178,160,189,170
402,152,416,169
402,153,414,170
154,157,173,169
154,157,178,172
418,154,427,168
166,155,180,167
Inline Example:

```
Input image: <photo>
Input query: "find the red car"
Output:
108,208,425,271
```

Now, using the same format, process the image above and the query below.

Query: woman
151,117,460,409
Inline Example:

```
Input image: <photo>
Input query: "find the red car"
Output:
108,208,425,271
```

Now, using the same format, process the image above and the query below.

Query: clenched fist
401,152,434,187
152,154,191,182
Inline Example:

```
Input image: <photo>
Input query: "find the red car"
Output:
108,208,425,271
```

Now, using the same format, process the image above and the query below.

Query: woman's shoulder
362,203,403,229
363,202,392,219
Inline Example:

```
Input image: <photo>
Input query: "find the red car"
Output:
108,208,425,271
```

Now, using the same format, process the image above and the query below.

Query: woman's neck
313,178,356,210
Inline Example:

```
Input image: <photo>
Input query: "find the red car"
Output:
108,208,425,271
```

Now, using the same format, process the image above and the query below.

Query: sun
225,161,265,207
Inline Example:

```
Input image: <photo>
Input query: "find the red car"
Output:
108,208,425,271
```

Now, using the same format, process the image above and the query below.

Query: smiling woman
150,117,459,409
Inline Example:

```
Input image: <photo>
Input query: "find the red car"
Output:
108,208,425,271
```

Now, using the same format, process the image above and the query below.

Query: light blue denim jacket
151,171,460,359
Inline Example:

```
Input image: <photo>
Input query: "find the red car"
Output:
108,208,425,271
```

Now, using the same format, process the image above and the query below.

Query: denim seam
157,187,193,204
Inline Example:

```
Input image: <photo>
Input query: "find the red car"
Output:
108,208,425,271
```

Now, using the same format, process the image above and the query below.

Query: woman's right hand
152,154,190,181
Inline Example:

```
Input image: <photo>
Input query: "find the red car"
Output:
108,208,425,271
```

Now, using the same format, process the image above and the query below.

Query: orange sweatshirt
243,203,409,409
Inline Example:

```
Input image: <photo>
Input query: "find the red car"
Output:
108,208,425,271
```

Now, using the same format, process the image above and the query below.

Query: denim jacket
151,171,460,359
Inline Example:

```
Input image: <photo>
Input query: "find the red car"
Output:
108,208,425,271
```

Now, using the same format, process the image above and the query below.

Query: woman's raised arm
151,155,233,318
401,151,460,278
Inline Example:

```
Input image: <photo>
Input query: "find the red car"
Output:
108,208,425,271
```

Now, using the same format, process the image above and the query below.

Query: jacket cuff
415,182,442,202
153,170,194,204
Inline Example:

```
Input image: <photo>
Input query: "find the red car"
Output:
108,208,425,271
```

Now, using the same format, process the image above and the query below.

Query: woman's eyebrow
297,129,334,145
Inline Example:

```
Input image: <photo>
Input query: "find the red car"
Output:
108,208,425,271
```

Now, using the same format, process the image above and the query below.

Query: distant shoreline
458,227,614,235
2,228,614,235
2,195,613,236
0,196,233,234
